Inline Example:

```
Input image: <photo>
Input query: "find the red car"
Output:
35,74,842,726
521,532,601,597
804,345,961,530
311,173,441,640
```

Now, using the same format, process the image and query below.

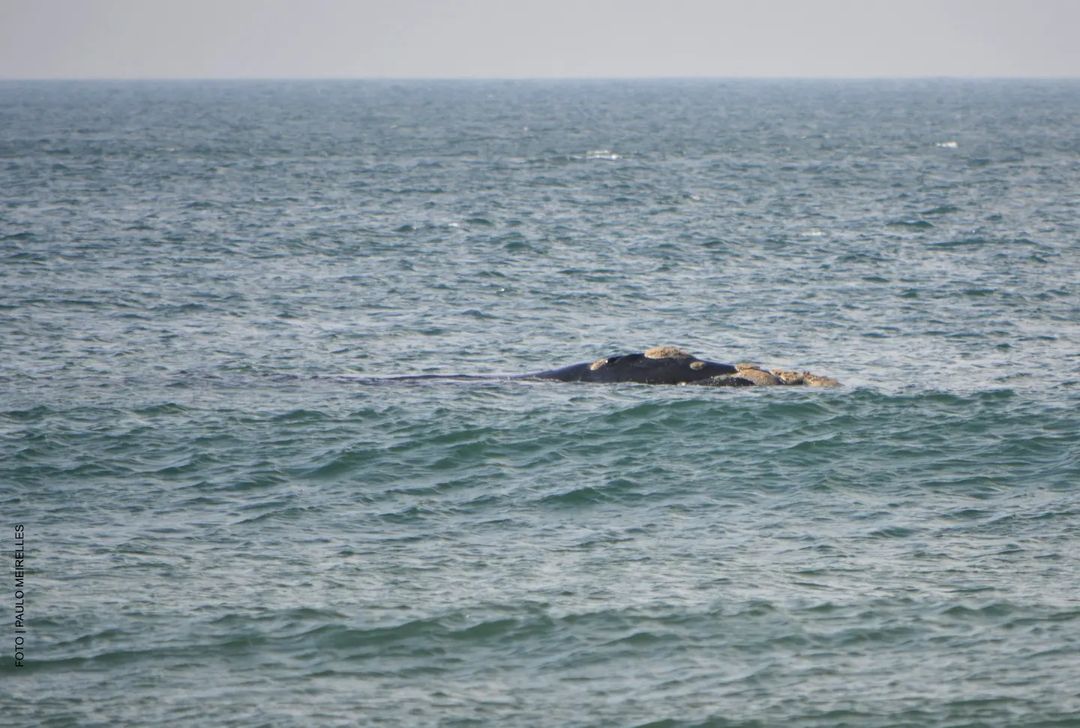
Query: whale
366,346,839,387
523,346,839,387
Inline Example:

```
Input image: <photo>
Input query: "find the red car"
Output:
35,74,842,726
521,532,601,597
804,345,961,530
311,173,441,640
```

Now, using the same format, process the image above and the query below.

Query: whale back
526,348,737,384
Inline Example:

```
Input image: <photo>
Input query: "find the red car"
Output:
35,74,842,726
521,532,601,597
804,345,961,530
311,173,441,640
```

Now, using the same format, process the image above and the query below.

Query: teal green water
2,80,1079,726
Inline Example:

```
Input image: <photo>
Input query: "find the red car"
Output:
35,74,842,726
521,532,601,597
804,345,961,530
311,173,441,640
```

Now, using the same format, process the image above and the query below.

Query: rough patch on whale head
589,358,609,371
771,369,805,385
689,361,705,370
803,372,841,388
731,368,781,386
768,369,841,387
735,362,759,372
644,346,691,359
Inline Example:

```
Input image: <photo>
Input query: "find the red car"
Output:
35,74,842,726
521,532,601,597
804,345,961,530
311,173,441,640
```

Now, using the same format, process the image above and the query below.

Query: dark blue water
2,80,1079,726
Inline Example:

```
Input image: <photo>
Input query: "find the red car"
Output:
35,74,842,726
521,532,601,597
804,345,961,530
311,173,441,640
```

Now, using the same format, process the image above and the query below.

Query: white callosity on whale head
659,349,839,387
643,346,692,359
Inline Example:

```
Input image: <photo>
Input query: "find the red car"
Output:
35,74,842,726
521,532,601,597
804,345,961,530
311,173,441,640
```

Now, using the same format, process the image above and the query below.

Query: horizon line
2,74,1079,83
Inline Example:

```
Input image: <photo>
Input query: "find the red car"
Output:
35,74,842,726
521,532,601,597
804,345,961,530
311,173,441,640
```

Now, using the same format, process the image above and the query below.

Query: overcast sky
1,0,1078,80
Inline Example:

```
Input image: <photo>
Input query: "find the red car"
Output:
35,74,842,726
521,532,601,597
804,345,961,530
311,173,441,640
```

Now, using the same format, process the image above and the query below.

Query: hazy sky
1,0,1078,80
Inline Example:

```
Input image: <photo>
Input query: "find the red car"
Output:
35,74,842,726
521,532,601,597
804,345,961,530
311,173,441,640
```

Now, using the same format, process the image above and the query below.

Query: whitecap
585,149,621,160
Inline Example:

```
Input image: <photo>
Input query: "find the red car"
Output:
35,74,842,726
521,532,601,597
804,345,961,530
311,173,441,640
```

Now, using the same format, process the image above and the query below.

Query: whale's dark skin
364,347,838,387
523,351,738,385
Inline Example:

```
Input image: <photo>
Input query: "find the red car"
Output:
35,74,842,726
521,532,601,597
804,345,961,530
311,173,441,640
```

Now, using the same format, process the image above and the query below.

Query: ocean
1,79,1078,726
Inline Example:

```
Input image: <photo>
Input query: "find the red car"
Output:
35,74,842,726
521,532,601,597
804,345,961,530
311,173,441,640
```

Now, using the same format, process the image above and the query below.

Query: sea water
1,79,1079,726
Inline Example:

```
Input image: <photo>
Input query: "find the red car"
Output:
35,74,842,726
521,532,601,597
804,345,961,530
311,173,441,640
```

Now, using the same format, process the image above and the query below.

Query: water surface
2,79,1079,726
